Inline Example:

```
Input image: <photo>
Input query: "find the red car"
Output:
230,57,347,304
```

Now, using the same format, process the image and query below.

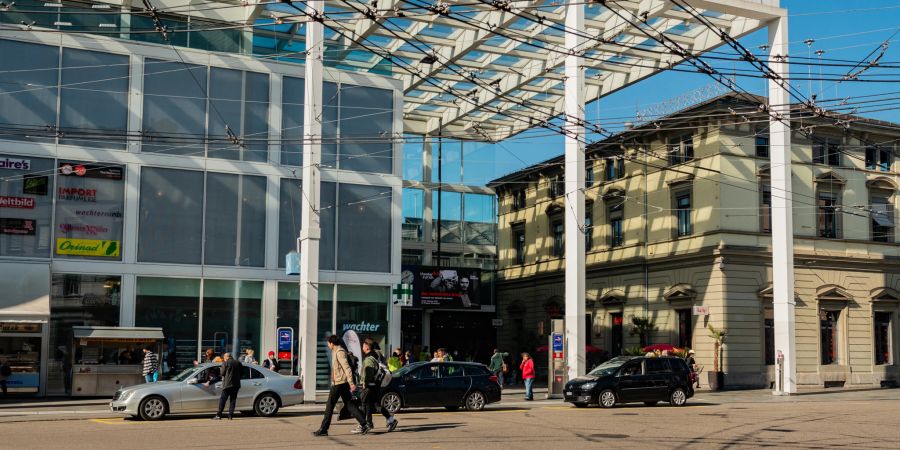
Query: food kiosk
70,326,164,397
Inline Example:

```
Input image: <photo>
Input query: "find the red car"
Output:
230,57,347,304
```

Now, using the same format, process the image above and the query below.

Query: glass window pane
204,173,266,267
135,277,200,374
54,161,125,260
336,285,388,350
243,71,270,162
403,135,423,181
337,184,392,272
0,39,59,144
402,188,424,242
462,141,497,186
433,139,462,184
339,85,393,173
142,59,208,155
320,82,339,170
202,280,262,359
48,274,121,394
463,193,496,245
0,154,55,257
59,48,129,149
279,178,303,268
320,182,337,270
138,167,204,264
207,67,243,161
433,191,462,243
281,76,305,166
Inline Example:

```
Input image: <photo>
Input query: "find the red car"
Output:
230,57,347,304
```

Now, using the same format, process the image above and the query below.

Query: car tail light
293,378,303,390
488,375,498,383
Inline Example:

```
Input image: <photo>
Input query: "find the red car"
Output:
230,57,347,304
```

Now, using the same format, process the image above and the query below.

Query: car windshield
169,367,198,382
587,357,631,377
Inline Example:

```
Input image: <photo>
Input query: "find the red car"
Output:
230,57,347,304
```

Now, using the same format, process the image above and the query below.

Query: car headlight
579,382,597,391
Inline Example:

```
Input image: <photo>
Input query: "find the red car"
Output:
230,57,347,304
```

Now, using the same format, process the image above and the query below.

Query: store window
207,68,269,162
142,59,209,155
813,137,841,166
204,173,266,267
677,309,692,349
279,178,303,267
135,277,200,374
48,274,120,395
668,134,694,165
402,188,424,242
820,310,840,365
866,146,892,172
336,285,389,351
0,39,58,144
674,189,693,237
870,191,894,243
0,327,42,394
281,76,305,167
54,161,125,260
337,184,392,272
874,312,892,366
0,154,55,257
201,280,262,362
138,167,205,264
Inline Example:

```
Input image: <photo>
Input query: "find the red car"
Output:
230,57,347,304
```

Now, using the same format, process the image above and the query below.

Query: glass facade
138,167,205,264
135,277,200,374
0,154,55,257
204,173,267,267
54,161,125,260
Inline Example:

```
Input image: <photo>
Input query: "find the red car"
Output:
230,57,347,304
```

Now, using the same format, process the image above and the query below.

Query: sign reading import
56,238,120,257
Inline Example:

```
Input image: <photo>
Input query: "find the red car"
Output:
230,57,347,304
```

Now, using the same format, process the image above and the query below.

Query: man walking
520,352,535,401
358,339,398,434
488,349,508,387
0,358,10,396
212,352,241,420
141,346,159,383
313,335,368,437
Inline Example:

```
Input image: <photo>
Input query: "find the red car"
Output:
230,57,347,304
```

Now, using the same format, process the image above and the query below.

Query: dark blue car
380,361,501,413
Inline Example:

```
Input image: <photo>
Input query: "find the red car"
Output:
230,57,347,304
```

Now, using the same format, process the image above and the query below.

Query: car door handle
215,384,222,389
252,382,262,386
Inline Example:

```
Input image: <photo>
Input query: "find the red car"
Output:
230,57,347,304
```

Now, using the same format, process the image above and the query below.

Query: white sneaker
387,417,398,432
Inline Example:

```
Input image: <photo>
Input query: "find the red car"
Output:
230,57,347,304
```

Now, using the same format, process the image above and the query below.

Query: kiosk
70,326,164,397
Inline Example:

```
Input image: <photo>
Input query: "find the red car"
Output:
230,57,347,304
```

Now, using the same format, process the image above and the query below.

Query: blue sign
278,328,293,352
285,251,300,275
552,333,564,352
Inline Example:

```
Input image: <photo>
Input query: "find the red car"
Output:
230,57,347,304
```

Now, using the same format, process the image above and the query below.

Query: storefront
0,262,51,396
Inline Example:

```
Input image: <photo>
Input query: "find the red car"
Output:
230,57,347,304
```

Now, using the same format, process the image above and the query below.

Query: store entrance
0,322,45,395
430,311,495,364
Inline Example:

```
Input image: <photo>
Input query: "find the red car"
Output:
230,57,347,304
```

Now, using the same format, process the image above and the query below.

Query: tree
629,316,658,348
708,325,727,373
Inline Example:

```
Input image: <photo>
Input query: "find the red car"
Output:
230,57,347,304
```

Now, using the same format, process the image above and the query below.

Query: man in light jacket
313,334,368,437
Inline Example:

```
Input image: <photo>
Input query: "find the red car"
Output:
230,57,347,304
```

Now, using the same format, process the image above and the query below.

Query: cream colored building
490,93,900,388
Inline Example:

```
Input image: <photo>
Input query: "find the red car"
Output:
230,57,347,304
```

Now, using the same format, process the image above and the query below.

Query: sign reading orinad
55,238,120,257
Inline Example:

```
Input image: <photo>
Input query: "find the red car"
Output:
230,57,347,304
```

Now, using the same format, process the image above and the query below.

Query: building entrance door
610,313,624,357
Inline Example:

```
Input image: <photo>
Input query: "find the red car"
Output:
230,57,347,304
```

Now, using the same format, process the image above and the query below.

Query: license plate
565,391,572,396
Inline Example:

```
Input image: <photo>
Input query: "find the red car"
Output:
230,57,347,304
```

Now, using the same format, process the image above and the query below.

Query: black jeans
361,385,391,426
320,383,365,431
217,386,239,417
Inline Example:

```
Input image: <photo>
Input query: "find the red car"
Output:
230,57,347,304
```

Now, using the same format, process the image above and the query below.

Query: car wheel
381,392,402,414
598,389,616,408
445,406,460,411
644,401,659,406
573,402,589,408
465,391,486,411
138,396,167,421
670,388,688,407
254,393,280,417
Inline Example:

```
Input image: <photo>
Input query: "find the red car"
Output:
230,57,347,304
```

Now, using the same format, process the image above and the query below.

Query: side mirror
186,378,198,385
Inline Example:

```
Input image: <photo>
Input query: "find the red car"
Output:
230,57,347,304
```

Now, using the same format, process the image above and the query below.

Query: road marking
542,406,574,410
91,418,131,425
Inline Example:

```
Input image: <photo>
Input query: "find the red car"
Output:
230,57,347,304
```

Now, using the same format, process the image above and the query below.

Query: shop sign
57,187,97,202
56,238,120,257
59,163,123,180
23,175,49,195
74,210,122,218
693,305,710,316
339,321,384,333
552,332,564,359
58,223,110,236
0,196,35,209
0,157,31,170
0,322,41,332
278,328,293,352
0,218,36,235
405,265,483,309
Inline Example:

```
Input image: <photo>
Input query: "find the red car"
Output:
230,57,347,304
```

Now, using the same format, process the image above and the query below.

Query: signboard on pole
552,332,564,359
276,327,294,374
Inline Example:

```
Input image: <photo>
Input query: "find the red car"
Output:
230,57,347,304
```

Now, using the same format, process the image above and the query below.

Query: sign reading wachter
55,238,120,257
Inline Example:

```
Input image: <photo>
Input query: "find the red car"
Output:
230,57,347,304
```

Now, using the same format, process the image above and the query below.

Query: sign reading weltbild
55,238,120,257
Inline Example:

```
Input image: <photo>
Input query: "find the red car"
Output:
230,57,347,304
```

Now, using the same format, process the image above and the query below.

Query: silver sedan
109,363,304,420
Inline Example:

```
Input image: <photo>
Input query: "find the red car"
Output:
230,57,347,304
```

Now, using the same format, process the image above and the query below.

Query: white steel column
563,1,586,381
299,0,324,402
769,15,796,395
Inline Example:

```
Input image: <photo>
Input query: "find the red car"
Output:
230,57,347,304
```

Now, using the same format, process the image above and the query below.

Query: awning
872,203,894,227
72,326,165,341
0,261,50,321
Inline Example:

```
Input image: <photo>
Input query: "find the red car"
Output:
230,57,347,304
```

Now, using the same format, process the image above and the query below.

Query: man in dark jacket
212,352,242,420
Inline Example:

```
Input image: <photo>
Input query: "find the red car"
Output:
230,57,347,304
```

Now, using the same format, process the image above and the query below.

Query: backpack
374,359,393,388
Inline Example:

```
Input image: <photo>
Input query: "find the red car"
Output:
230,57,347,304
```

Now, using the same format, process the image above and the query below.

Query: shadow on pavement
393,423,462,433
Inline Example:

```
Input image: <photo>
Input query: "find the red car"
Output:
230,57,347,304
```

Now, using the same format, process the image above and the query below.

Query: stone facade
490,94,900,388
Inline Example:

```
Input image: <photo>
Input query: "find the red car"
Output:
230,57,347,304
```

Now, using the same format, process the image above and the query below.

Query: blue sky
454,0,900,186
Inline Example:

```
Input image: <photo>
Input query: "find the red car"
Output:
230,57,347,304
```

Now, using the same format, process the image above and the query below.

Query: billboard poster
54,161,124,259
407,265,482,309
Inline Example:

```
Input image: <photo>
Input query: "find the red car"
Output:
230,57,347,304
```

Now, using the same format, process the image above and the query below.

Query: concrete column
769,15,796,395
563,2,586,381
299,0,324,402
260,280,278,362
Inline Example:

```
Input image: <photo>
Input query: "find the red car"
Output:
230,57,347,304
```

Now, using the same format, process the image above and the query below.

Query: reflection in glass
135,277,200,374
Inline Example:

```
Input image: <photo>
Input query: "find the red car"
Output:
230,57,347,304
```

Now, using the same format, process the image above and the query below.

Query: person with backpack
488,349,508,388
312,335,368,437
356,339,398,434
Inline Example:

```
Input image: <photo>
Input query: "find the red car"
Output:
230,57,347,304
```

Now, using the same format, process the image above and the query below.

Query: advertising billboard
405,265,482,309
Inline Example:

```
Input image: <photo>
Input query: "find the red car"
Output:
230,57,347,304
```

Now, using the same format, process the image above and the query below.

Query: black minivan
564,356,694,408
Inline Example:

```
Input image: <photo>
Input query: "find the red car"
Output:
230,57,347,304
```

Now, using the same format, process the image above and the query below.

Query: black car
380,361,501,413
564,356,694,408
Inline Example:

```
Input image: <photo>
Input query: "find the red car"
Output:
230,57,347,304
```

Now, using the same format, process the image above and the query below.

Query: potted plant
629,316,658,348
707,325,727,391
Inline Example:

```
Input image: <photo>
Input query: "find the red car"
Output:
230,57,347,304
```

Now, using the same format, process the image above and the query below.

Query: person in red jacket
520,352,535,401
